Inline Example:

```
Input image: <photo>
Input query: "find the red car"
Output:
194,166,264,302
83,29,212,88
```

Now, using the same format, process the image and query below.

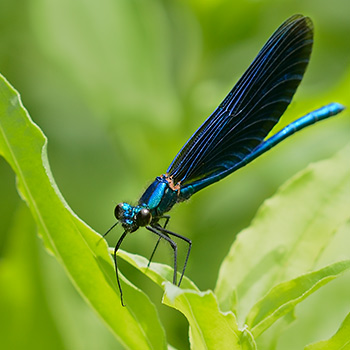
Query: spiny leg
146,225,178,285
113,230,128,306
155,225,192,286
102,221,127,305
147,215,171,268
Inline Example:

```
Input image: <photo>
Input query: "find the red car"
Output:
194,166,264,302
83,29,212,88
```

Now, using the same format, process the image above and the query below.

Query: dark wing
167,15,313,186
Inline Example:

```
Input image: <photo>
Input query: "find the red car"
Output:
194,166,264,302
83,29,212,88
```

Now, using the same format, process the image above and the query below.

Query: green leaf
163,284,256,350
255,310,296,350
305,312,350,350
119,249,257,349
0,73,167,349
215,142,350,322
246,260,350,338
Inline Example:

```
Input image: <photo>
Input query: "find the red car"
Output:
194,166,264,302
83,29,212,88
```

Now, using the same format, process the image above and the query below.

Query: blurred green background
0,0,349,349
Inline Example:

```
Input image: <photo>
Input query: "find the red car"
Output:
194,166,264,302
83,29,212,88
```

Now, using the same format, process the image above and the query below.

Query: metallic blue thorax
118,175,180,232
138,175,179,217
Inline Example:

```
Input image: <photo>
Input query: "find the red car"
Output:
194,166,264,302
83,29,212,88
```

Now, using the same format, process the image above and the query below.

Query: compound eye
136,208,152,227
114,203,124,220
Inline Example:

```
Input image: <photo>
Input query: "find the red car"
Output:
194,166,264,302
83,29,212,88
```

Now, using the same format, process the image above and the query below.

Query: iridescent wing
167,15,313,187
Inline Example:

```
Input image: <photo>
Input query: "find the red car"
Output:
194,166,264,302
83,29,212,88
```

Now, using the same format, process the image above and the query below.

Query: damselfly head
114,202,152,232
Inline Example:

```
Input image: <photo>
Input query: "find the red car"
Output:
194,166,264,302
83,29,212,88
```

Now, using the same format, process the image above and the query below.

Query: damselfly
104,14,345,306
